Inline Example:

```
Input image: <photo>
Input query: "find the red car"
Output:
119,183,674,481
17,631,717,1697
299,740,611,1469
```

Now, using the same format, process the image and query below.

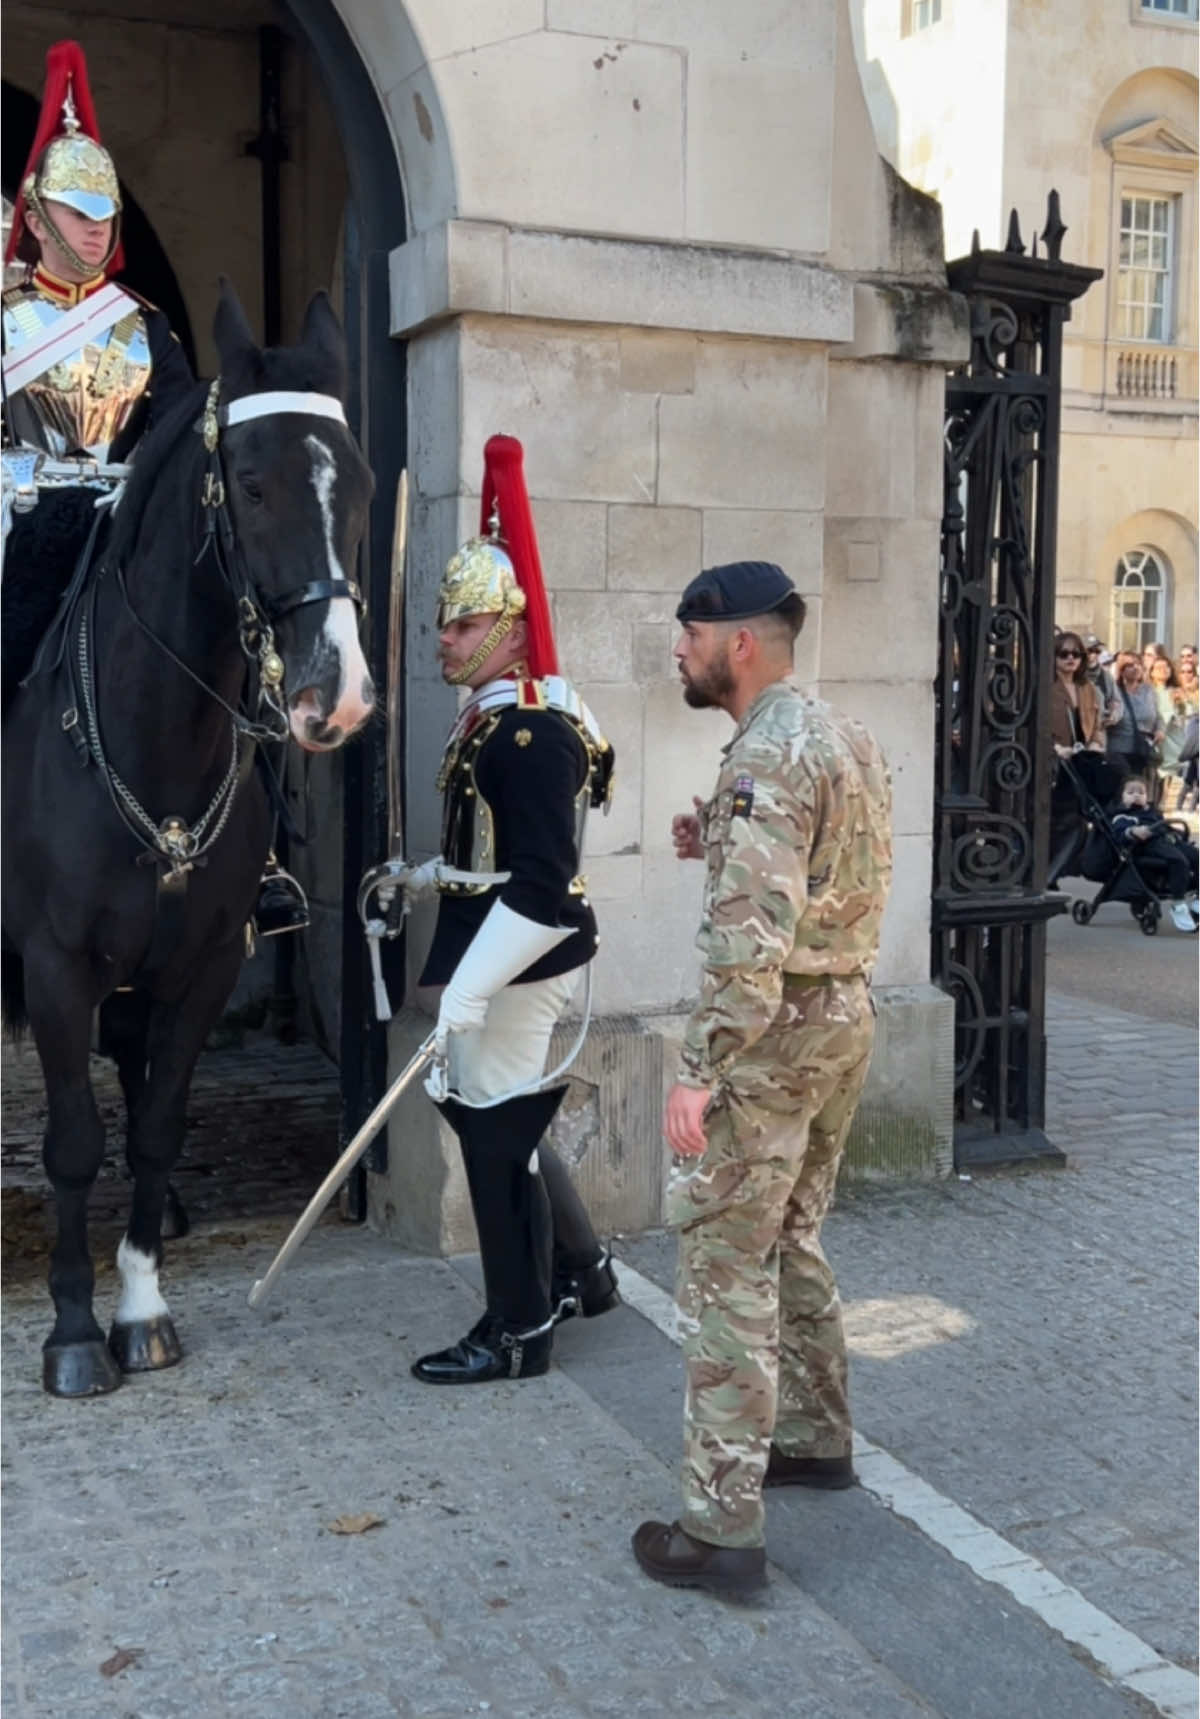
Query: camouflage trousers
667,975,875,1549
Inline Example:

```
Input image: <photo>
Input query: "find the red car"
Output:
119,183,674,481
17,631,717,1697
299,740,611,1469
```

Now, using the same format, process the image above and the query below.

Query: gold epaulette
515,678,548,711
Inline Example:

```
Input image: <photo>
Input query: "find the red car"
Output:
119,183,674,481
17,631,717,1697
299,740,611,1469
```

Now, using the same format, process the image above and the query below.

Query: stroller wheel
1140,909,1159,936
1071,900,1092,926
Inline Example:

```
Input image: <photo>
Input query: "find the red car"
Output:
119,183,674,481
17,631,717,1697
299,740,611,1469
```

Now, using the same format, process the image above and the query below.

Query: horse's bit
68,381,365,881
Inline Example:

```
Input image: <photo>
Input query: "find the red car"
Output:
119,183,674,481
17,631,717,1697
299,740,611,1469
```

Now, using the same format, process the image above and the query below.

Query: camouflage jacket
679,678,893,1088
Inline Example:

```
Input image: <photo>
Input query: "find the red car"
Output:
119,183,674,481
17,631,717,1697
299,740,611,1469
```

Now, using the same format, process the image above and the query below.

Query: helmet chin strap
26,184,120,276
446,611,518,686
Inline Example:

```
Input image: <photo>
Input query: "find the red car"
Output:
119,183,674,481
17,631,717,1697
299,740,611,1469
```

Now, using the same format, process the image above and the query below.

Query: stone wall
359,0,969,1245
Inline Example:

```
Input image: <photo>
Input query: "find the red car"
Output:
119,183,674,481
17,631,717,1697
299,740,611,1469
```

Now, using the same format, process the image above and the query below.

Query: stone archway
2,0,417,1205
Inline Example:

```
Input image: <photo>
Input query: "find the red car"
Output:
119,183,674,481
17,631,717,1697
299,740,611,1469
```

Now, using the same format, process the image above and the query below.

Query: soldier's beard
681,649,735,710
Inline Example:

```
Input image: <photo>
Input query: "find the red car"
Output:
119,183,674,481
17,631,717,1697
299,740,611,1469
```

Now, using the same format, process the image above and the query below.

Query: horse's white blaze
303,435,373,734
114,1236,169,1325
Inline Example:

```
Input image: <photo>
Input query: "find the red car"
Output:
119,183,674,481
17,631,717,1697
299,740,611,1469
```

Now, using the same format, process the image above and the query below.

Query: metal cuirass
2,288,152,461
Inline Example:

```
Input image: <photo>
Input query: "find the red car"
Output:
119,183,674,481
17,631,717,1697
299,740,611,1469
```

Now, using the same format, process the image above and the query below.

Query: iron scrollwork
933,197,1101,1167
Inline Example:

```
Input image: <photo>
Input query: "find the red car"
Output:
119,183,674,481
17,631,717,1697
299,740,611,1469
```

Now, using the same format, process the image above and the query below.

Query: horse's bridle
196,379,365,741
72,380,367,880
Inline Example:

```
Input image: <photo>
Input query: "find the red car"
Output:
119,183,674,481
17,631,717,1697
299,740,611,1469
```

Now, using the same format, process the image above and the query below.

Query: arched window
1111,547,1169,651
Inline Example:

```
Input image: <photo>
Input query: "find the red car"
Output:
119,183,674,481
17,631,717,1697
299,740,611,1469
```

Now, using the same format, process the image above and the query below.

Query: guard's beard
682,648,735,710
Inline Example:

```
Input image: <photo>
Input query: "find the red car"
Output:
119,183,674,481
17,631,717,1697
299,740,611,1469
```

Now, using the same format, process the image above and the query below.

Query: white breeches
448,971,578,1106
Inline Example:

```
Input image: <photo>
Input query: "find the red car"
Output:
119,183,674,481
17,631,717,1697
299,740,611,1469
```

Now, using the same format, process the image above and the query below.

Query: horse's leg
109,938,244,1373
100,990,189,1239
24,945,122,1397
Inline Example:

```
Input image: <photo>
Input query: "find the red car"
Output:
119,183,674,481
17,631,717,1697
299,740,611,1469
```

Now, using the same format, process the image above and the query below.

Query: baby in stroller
1110,779,1199,934
1054,753,1199,934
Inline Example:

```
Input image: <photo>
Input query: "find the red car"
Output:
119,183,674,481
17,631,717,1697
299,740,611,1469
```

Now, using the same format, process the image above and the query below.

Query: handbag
1180,714,1199,765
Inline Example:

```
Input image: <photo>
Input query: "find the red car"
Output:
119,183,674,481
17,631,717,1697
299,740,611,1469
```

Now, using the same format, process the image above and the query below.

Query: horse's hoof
108,1316,183,1373
42,1339,123,1398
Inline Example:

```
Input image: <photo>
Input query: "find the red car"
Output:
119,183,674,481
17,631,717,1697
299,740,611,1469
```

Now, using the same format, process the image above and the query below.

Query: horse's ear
300,291,346,381
213,276,259,365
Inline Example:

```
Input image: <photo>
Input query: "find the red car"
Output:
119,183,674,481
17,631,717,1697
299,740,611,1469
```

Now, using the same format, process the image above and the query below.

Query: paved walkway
1,992,1196,1718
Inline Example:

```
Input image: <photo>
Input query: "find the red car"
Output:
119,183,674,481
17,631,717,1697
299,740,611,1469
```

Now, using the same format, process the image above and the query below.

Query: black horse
1,282,376,1397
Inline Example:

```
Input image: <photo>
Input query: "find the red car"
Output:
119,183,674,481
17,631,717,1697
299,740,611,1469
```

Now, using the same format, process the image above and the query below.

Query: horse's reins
68,380,364,881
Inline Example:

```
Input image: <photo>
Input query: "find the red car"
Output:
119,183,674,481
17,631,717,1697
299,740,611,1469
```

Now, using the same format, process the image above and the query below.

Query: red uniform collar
31,264,109,308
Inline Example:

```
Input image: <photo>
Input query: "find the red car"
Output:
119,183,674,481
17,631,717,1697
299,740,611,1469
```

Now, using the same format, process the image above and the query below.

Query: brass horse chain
77,603,244,874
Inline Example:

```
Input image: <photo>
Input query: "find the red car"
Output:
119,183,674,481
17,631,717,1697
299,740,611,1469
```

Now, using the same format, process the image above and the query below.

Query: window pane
1147,305,1165,341
1152,201,1168,232
1121,197,1133,228
1119,232,1131,266
1132,233,1149,265
1150,234,1168,269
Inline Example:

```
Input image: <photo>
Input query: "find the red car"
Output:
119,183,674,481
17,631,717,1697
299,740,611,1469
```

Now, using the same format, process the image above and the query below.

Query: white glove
435,901,573,1046
402,857,443,905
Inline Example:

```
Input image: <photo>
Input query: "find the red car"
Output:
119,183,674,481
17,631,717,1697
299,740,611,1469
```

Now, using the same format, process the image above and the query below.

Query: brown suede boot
631,1521,767,1594
764,1449,856,1490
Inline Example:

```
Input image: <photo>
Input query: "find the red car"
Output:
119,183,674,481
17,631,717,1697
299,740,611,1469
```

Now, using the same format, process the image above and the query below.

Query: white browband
223,392,347,427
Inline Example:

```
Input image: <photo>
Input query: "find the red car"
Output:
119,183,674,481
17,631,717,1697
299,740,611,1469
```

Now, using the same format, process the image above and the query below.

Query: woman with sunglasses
1048,632,1106,880
1049,632,1106,759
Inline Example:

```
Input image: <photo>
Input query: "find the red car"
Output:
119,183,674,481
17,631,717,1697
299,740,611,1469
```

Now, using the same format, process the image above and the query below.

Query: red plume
479,435,558,680
6,41,124,274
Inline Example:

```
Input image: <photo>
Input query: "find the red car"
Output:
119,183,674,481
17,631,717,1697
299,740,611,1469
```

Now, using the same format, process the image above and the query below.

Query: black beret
675,561,796,624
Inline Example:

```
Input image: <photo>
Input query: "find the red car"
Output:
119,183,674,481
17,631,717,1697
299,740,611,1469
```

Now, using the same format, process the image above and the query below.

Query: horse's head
212,281,375,751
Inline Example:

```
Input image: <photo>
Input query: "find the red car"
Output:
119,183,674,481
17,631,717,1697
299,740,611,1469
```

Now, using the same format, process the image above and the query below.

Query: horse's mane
106,334,348,569
104,380,209,568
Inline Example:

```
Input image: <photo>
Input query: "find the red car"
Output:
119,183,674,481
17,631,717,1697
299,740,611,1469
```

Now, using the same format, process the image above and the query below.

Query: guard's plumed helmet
437,435,558,685
6,41,124,275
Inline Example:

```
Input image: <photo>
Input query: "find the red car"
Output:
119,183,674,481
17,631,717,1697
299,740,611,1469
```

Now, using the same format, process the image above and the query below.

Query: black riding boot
253,852,309,938
413,1089,561,1384
539,1142,621,1324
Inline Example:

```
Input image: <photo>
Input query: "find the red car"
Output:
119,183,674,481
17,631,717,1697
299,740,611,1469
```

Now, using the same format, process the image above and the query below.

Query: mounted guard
2,40,306,935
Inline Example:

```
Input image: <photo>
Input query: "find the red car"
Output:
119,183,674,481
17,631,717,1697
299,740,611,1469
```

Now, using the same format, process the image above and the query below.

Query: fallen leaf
486,1597,509,1610
99,1647,143,1678
326,1512,385,1535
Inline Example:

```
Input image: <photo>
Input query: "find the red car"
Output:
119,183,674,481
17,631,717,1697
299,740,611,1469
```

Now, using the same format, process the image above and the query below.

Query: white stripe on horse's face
292,434,373,746
114,1236,169,1324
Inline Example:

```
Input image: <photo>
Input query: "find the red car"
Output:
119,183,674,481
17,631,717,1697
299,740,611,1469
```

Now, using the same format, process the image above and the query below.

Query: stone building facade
3,0,966,1249
855,0,1198,655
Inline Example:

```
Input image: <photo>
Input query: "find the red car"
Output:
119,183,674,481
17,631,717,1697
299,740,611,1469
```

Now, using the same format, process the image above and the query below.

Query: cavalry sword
386,469,408,852
361,470,409,1021
248,1032,437,1308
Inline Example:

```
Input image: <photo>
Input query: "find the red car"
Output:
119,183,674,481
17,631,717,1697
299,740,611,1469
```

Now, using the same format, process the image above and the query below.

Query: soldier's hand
664,1081,711,1158
671,797,706,861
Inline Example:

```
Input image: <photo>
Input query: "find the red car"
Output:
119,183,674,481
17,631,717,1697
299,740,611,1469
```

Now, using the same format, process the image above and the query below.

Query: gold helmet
7,42,123,275
435,435,557,686
437,512,526,630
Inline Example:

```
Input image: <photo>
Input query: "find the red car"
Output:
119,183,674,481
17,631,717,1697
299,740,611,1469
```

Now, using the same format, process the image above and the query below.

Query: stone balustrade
1109,342,1197,402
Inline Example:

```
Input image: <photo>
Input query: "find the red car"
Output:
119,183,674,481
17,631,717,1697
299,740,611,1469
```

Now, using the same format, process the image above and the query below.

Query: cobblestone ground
2,1031,342,1299
1,990,1194,1717
3,1230,957,1719
624,990,1200,1673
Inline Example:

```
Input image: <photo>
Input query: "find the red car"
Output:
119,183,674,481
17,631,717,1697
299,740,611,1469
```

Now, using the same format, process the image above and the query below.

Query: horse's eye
237,473,263,504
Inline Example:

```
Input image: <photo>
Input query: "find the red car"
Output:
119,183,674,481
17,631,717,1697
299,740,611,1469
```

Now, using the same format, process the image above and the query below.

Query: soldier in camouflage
632,561,893,1596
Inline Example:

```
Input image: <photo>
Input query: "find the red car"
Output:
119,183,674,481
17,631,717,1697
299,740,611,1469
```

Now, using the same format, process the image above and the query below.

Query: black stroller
1050,752,1196,936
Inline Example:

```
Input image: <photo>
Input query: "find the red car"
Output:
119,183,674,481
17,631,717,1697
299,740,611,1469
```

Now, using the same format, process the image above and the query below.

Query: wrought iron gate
934,197,1101,1169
